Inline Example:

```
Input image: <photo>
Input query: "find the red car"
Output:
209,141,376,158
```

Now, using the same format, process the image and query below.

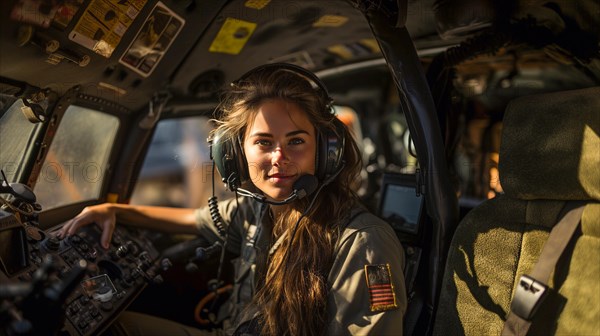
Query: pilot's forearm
111,204,199,235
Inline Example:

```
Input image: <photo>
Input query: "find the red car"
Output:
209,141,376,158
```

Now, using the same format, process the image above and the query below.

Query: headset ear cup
316,118,346,181
233,137,249,186
211,129,248,191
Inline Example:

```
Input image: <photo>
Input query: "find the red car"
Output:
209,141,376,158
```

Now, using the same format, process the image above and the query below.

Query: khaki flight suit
194,197,407,335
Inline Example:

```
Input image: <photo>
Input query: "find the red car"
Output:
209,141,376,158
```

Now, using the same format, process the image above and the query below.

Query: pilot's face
243,99,317,201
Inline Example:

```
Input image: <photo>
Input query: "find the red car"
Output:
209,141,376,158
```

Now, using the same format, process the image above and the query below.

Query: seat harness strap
502,203,586,336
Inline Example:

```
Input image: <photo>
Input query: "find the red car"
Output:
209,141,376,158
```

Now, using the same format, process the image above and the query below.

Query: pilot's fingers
58,213,91,237
57,206,100,238
99,217,116,249
57,223,69,238
57,215,79,237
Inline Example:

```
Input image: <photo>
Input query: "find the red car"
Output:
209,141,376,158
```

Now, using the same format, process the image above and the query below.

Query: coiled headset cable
208,196,227,238
194,163,241,325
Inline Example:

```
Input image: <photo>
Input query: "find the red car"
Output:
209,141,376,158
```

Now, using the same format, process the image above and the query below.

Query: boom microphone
236,174,319,205
293,174,318,199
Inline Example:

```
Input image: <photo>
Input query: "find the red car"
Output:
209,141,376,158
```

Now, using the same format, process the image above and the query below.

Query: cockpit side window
0,99,42,182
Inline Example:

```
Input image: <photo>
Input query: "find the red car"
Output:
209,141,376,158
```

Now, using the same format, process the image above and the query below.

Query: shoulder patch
364,263,398,312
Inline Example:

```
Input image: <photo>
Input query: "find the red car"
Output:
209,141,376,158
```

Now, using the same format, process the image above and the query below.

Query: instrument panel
0,213,160,336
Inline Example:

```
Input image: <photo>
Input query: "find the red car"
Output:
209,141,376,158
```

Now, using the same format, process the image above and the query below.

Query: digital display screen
379,174,424,234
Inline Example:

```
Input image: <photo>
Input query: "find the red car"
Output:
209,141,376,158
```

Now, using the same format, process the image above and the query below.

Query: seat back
433,87,600,335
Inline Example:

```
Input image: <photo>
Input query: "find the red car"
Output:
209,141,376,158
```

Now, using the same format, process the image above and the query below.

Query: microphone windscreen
293,175,319,199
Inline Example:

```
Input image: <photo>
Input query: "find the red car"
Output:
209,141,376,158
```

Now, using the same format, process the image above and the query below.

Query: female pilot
59,63,406,335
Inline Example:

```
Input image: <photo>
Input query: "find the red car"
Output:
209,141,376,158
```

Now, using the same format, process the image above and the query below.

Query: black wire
211,161,216,196
285,184,322,257
280,167,341,270
206,162,239,319
208,163,227,238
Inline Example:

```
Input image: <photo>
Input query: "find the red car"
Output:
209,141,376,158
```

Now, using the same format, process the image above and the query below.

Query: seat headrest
499,87,600,201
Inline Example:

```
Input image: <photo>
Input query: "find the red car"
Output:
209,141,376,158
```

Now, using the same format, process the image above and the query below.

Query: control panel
1,220,161,336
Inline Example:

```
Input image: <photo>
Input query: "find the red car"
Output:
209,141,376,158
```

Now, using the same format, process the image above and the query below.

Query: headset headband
233,62,334,109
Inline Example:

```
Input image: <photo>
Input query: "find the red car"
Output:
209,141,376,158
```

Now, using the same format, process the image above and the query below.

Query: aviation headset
211,62,346,192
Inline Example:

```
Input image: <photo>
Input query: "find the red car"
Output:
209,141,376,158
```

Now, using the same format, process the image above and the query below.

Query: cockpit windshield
32,105,120,210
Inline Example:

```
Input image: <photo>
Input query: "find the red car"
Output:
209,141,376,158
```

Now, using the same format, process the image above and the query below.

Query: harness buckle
510,274,549,320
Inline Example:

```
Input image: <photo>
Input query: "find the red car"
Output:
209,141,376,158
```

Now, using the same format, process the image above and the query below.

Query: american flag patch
365,264,398,312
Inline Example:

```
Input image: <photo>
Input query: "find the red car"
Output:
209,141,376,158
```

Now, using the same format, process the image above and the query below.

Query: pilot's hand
58,203,116,249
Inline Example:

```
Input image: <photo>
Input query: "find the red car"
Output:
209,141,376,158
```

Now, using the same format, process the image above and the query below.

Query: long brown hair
213,65,362,335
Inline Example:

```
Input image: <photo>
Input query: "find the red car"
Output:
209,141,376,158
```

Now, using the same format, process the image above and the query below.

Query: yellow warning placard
244,0,271,10
360,39,381,53
313,15,349,28
209,18,257,55
327,44,353,60
69,0,146,58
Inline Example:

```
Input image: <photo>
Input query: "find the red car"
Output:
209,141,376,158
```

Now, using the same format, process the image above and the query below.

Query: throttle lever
185,241,222,273
193,241,222,262
157,236,209,272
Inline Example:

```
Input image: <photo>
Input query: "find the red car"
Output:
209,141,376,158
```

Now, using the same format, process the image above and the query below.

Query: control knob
42,235,61,251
